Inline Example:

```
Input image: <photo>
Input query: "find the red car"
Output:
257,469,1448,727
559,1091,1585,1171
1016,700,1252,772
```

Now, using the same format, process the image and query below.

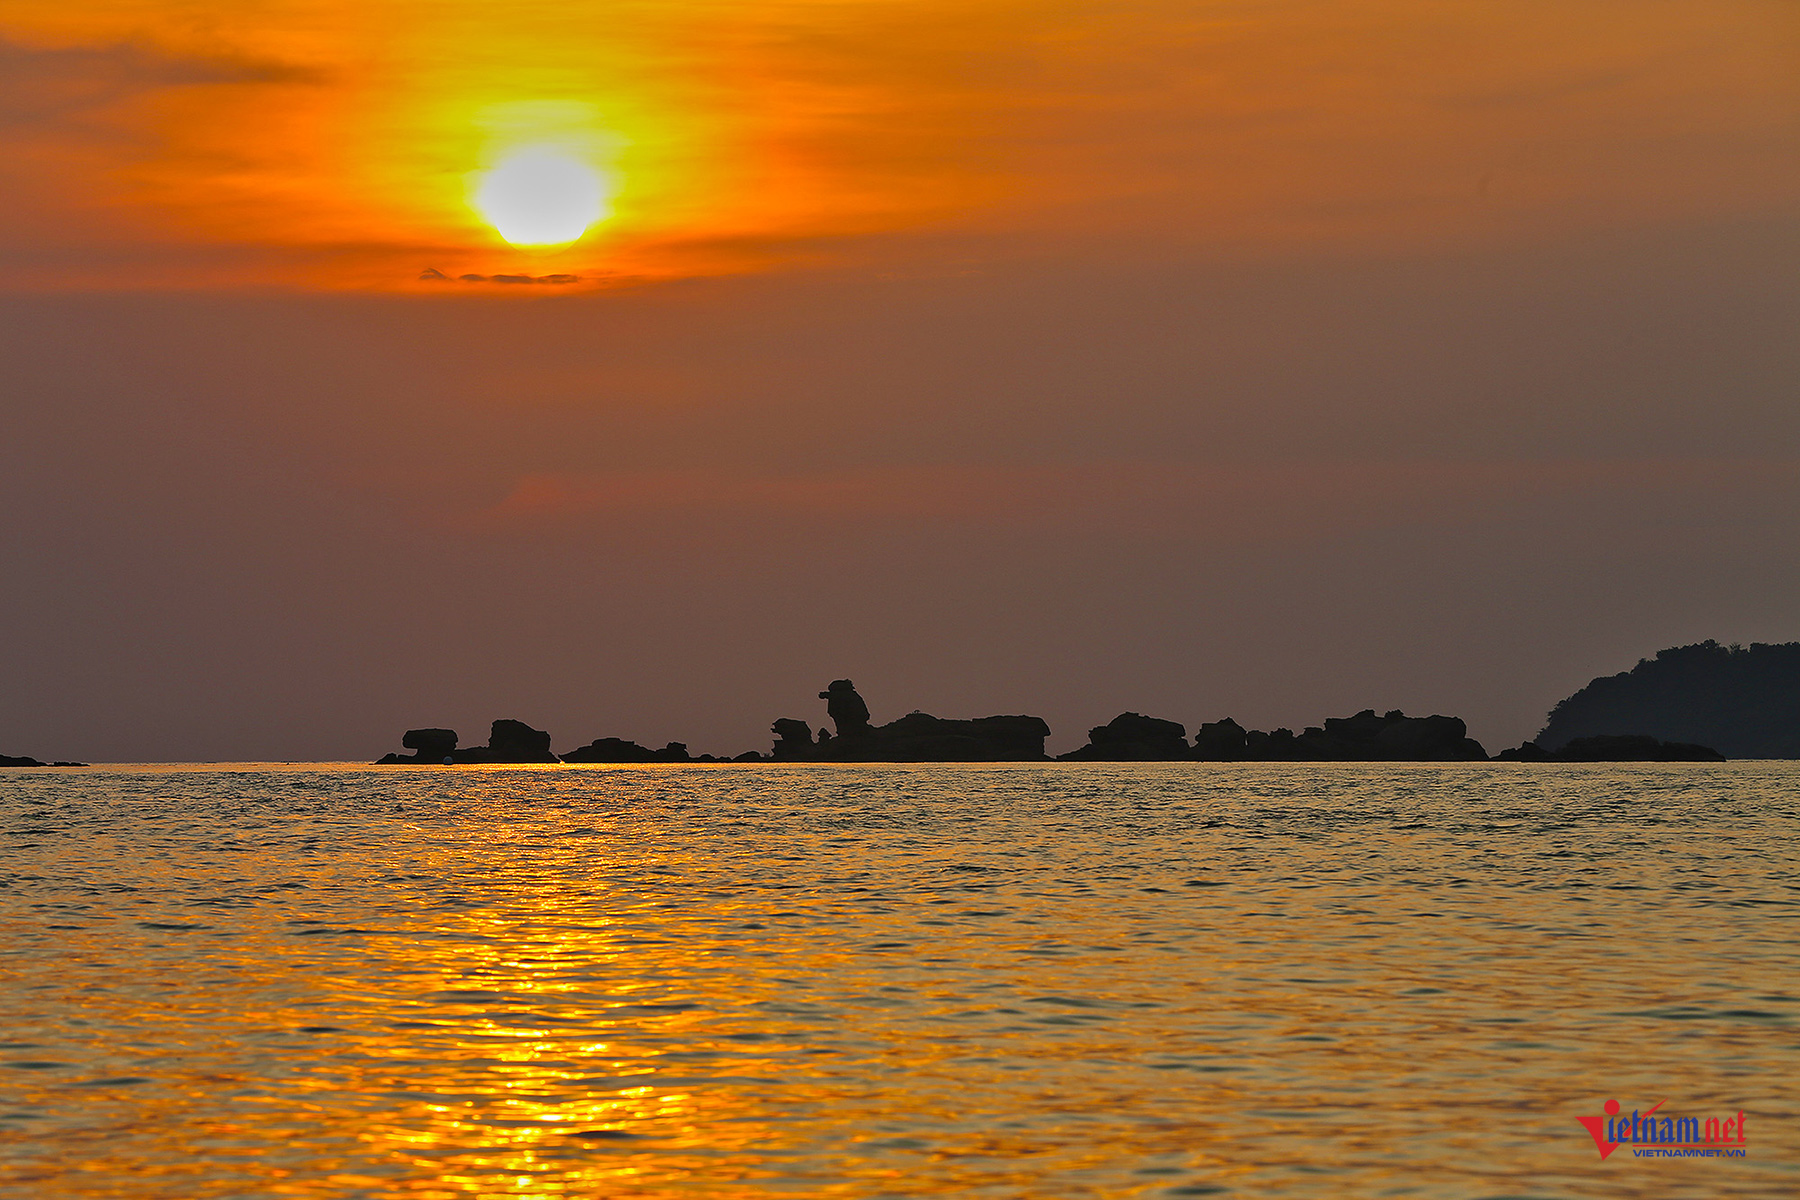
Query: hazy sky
2,2,1796,760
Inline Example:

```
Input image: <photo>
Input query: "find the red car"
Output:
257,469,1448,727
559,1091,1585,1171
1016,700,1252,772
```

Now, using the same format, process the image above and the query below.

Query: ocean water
1,762,1795,1199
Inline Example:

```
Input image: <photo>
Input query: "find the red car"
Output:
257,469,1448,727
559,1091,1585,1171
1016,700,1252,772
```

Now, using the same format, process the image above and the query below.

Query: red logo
1579,1098,1747,1160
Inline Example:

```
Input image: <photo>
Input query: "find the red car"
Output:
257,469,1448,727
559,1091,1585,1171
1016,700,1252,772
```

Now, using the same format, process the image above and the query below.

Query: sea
1,762,1795,1199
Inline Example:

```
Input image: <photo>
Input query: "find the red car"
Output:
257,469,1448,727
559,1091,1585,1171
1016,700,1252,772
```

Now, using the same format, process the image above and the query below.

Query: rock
1536,640,1800,758
774,682,1050,760
1244,727,1302,759
0,753,46,767
733,751,766,762
562,737,660,763
1494,741,1555,761
819,680,872,738
403,728,458,760
562,738,711,763
1192,718,1249,760
1553,734,1724,762
483,719,558,763
1370,713,1487,761
374,719,556,763
375,726,460,764
1198,710,1487,760
1282,709,1487,760
857,712,1051,761
1059,712,1189,760
769,719,815,759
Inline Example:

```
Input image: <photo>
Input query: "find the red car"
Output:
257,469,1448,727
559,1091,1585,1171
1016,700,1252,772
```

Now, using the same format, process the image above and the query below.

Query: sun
472,146,610,246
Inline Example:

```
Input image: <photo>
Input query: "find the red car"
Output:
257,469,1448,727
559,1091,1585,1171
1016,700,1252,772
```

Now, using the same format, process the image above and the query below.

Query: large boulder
402,728,458,760
562,737,661,763
562,737,706,763
1244,727,1305,759
376,727,458,764
1192,718,1249,760
1059,712,1189,760
451,719,559,763
1372,713,1487,761
486,718,556,762
770,719,815,759
1283,710,1487,761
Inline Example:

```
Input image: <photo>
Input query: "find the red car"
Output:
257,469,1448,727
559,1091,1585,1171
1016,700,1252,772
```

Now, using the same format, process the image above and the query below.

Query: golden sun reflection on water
2,763,1797,1197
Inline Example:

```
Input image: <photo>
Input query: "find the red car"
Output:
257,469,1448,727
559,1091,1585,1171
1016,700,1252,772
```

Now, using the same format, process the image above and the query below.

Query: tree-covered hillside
1537,641,1800,758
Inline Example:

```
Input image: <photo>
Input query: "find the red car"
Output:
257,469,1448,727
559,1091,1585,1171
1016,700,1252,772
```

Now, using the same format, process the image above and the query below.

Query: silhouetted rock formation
1,753,46,767
1537,641,1800,758
379,719,558,764
769,719,815,759
1245,727,1300,758
562,737,661,763
775,681,1051,760
377,719,736,764
1192,718,1249,760
376,727,458,765
1191,710,1488,760
482,719,557,762
1060,713,1190,760
819,680,872,738
561,737,715,763
404,728,457,760
865,712,1052,761
1493,741,1556,762
1512,734,1724,762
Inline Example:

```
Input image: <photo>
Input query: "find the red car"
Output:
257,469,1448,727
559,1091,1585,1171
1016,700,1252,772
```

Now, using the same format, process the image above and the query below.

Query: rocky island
372,650,1783,765
376,720,558,764
374,680,1051,764
767,679,1052,761
1531,640,1798,759
1058,708,1490,761
1,752,87,767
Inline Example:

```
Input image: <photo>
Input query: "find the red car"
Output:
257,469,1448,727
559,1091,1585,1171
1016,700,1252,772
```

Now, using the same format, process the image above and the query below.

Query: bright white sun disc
473,147,608,246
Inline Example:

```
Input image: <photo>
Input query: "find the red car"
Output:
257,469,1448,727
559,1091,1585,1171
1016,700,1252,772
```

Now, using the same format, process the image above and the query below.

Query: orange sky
2,1,1795,287
0,2,1796,761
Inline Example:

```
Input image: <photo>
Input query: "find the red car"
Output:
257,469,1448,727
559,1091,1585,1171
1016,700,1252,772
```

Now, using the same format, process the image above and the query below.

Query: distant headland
1531,641,1800,760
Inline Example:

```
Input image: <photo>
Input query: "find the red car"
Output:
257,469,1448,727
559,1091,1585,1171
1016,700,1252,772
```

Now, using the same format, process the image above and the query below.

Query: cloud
0,35,313,131
0,2,1794,290
420,268,582,285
